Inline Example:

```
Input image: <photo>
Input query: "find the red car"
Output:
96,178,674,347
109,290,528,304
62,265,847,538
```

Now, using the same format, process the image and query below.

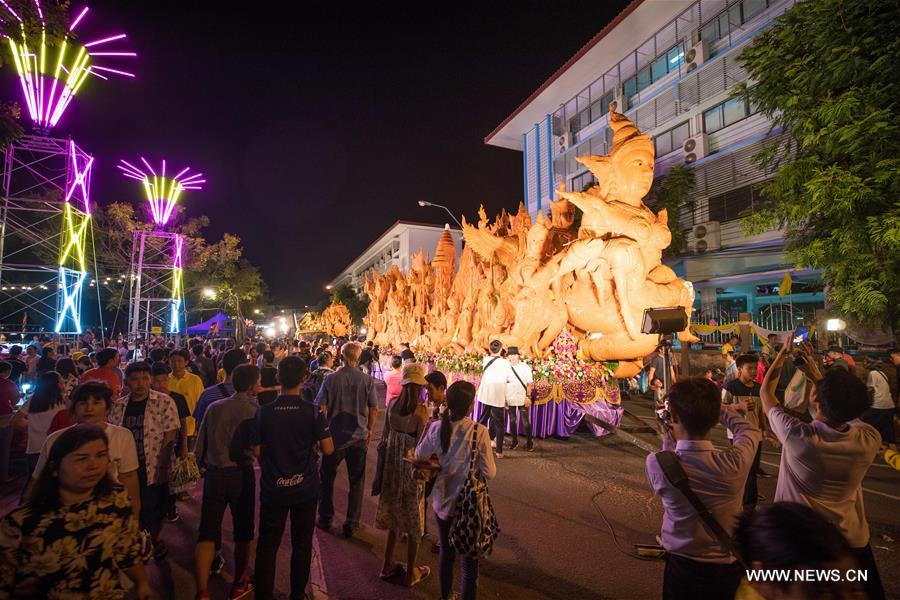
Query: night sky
47,0,631,305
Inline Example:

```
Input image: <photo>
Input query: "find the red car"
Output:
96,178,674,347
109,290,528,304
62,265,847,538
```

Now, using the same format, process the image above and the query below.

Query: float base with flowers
428,331,623,438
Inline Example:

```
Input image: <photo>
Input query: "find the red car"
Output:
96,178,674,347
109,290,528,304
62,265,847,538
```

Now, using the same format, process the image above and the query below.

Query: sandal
406,565,431,587
379,563,406,580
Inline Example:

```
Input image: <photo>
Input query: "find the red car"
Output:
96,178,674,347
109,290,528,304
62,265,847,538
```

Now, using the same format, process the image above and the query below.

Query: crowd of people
0,333,501,600
0,328,896,599
646,333,895,599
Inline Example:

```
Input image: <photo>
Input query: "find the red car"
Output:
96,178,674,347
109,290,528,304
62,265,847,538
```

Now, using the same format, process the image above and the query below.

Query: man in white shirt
477,340,509,458
505,347,534,452
862,360,896,449
32,381,141,517
761,339,885,600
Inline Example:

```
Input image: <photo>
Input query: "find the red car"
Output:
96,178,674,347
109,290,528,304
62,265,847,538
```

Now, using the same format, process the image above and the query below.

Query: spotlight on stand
641,307,688,337
641,307,687,395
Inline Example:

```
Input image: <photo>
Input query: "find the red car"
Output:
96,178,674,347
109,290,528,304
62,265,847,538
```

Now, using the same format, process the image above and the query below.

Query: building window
703,96,757,134
622,43,685,107
653,121,690,156
700,0,770,44
570,171,596,193
707,184,766,222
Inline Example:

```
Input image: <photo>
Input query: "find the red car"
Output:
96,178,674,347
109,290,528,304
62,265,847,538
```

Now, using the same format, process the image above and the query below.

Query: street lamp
418,200,462,229
202,288,216,299
326,284,333,290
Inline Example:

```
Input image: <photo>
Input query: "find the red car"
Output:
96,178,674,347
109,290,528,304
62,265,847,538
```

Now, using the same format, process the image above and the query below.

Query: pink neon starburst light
1,3,136,132
118,158,205,226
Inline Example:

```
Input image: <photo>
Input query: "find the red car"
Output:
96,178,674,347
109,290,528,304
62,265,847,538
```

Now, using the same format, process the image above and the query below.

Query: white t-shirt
506,362,533,407
415,418,496,519
32,422,139,483
866,370,892,409
21,399,64,455
767,406,880,548
478,355,509,408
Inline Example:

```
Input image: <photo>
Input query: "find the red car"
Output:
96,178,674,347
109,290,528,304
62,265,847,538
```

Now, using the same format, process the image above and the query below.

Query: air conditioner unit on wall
692,221,721,253
685,40,708,73
682,133,708,164
556,132,572,154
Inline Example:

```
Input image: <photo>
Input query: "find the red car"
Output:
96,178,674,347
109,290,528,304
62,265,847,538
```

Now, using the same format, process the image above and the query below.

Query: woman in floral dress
0,423,152,599
375,364,431,587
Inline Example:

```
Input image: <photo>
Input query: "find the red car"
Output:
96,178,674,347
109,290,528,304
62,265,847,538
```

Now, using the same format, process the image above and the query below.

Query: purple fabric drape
472,397,622,439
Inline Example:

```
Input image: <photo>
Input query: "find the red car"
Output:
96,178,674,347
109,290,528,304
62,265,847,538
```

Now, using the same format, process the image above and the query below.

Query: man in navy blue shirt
255,356,333,600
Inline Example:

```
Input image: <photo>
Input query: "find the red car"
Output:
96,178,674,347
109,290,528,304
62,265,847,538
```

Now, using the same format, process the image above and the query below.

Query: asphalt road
2,391,897,599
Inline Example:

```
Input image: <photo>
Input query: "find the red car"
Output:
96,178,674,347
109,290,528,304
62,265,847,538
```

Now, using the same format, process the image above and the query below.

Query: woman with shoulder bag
415,381,497,600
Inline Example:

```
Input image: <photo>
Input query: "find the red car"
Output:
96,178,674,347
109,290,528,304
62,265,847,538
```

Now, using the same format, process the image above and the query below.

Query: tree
646,165,695,255
90,202,268,336
736,0,900,332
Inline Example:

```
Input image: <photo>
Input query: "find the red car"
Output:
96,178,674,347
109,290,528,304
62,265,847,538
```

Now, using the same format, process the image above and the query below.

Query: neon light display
65,140,93,213
169,235,184,333
2,3,136,131
117,159,205,226
54,141,92,333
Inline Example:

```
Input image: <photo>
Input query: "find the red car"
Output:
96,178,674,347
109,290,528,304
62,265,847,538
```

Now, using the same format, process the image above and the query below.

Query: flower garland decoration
526,330,615,384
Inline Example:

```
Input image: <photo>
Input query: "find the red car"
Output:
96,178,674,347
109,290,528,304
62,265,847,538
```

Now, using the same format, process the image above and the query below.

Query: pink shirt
767,406,879,548
384,369,403,401
646,411,760,563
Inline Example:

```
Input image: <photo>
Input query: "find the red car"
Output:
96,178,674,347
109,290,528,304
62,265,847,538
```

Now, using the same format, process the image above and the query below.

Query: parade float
321,302,352,338
365,104,696,436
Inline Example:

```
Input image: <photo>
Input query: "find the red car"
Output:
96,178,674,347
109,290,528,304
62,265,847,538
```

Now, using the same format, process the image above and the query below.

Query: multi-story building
329,221,463,295
486,0,823,333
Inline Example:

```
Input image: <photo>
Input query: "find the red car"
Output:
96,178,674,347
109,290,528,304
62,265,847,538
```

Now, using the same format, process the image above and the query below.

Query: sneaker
153,540,169,561
165,506,180,523
230,578,254,599
526,441,534,452
509,441,519,451
211,553,225,575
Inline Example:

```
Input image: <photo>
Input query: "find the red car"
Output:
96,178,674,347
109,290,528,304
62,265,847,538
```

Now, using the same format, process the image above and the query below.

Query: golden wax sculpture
321,303,352,338
365,104,695,377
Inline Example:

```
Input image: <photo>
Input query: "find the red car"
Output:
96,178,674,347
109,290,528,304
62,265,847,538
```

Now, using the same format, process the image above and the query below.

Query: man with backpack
646,377,760,599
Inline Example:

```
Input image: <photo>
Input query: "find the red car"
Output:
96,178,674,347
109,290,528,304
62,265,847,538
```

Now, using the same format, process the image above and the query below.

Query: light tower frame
120,159,203,341
0,134,100,336
127,229,185,341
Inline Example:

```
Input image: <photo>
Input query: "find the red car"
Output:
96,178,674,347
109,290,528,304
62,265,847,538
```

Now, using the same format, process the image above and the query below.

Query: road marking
759,459,900,502
310,530,328,598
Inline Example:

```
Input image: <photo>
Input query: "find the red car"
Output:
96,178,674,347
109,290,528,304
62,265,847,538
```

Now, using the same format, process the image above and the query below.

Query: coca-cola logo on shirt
276,474,304,487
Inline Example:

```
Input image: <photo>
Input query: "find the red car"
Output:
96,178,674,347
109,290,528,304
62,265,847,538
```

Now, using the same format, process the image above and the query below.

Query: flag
779,272,793,297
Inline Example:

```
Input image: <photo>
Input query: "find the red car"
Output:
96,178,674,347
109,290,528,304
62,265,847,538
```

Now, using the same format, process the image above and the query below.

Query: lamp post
417,200,462,229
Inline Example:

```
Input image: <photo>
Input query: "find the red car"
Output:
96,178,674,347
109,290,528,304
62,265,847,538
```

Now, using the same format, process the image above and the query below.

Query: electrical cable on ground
534,434,661,562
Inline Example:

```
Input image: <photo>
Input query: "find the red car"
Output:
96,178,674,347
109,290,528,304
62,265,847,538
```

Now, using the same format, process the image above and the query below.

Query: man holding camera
647,378,760,599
